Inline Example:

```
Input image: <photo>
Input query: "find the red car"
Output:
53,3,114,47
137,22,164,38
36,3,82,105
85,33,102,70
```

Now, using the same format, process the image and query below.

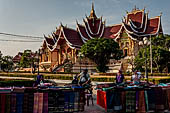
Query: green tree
81,38,123,72
1,55,14,72
134,34,170,73
20,50,38,68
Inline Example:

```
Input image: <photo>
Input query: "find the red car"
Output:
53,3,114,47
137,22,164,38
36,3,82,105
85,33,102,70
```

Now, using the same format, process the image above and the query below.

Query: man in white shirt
131,71,143,84
78,69,91,87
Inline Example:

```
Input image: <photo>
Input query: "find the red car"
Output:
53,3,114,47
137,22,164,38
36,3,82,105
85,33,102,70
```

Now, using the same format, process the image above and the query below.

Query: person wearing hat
78,69,91,88
131,71,143,84
116,70,124,84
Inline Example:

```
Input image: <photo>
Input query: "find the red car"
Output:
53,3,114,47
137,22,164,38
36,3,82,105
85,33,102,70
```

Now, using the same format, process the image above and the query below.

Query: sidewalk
49,79,112,86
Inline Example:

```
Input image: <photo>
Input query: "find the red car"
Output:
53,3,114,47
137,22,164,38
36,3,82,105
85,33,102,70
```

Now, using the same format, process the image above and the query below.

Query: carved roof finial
160,12,163,16
143,6,146,11
89,2,97,19
132,5,137,11
92,2,94,11
76,19,78,24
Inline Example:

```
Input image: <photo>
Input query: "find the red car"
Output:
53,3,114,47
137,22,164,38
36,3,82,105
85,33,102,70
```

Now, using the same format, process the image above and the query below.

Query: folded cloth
126,90,136,113
136,90,146,113
0,94,6,113
11,93,16,113
43,93,48,113
38,93,43,113
106,90,122,112
23,93,29,113
33,93,39,113
5,94,11,113
74,92,79,112
16,93,24,113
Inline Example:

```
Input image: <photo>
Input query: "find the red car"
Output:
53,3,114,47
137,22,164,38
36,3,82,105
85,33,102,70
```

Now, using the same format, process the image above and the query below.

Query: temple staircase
121,56,133,72
52,60,72,73
106,59,122,73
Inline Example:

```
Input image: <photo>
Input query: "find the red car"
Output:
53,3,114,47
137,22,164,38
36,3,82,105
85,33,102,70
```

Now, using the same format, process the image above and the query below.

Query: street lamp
37,48,43,75
139,37,150,81
77,52,84,73
0,51,2,71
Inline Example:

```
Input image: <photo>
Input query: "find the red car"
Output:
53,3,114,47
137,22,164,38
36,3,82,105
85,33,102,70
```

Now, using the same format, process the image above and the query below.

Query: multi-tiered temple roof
43,4,163,51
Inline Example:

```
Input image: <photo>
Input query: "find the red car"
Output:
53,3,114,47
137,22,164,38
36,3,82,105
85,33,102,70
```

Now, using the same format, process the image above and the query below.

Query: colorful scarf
126,90,136,113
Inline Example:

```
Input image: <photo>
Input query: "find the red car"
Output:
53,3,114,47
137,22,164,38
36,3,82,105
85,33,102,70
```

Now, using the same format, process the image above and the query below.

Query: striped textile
48,92,56,113
69,91,75,112
58,90,65,112
48,90,65,112
0,87,86,113
136,91,139,110
43,93,48,113
146,89,155,111
125,90,136,113
166,89,170,110
38,93,43,113
162,88,169,112
16,93,24,113
154,87,164,111
79,90,85,112
64,91,69,112
121,91,126,113
33,93,39,113
28,93,34,113
136,90,146,113
106,90,122,112
5,94,11,113
106,90,114,112
0,93,6,113
23,93,29,113
11,93,17,113
74,92,79,112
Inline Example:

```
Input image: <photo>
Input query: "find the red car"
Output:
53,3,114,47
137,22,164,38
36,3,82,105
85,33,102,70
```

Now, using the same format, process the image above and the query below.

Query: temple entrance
124,49,128,56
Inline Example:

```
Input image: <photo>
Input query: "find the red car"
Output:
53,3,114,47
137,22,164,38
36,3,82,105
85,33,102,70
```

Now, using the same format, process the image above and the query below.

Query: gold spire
89,2,97,19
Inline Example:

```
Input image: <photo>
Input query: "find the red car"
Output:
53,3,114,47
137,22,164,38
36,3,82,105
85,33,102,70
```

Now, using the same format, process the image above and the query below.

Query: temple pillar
71,49,74,63
59,49,61,64
74,49,77,63
49,51,51,62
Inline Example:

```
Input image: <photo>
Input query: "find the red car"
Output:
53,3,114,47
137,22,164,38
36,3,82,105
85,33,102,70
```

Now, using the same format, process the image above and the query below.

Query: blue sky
0,0,170,56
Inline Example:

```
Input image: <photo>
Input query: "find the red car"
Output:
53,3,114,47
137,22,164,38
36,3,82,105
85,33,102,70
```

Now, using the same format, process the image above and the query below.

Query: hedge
0,79,34,87
0,73,170,84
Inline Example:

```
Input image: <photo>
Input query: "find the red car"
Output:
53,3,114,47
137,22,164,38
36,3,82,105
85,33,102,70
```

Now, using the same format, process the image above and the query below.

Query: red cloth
136,90,146,113
97,90,107,110
38,93,43,113
0,94,6,113
43,93,48,113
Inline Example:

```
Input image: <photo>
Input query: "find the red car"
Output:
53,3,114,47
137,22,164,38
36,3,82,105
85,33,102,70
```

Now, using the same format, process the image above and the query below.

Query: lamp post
0,52,2,71
37,49,40,75
150,35,153,74
139,37,150,81
77,52,84,73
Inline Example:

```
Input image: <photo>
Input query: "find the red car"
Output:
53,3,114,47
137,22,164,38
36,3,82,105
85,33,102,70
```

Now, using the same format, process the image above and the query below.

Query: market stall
0,86,85,113
97,83,170,113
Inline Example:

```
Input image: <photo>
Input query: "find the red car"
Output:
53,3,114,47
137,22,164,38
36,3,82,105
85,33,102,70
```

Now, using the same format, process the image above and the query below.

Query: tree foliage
81,38,123,72
1,55,14,72
19,50,38,68
134,34,170,73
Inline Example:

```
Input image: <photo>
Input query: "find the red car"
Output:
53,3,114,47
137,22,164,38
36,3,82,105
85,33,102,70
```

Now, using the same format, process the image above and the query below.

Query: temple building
40,4,163,73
